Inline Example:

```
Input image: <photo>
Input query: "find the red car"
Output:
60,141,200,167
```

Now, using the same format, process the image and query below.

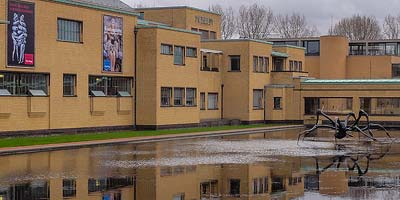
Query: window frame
173,87,185,106
229,55,241,72
63,74,77,97
274,97,282,110
200,92,206,110
185,88,197,107
186,47,198,58
57,18,83,43
253,89,264,110
88,75,132,97
0,72,49,96
173,46,185,66
161,87,172,107
160,43,173,55
207,93,219,110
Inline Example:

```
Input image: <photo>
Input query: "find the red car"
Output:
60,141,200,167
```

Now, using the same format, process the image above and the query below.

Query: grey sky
122,0,400,35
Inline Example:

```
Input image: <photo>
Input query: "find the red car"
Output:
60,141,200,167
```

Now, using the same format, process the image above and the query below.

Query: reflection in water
0,128,399,199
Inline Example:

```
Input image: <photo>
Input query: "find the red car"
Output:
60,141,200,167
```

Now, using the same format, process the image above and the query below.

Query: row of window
289,60,303,72
349,42,400,56
0,72,132,97
191,28,217,40
253,56,269,73
161,87,197,107
305,97,400,116
272,40,320,56
161,44,197,65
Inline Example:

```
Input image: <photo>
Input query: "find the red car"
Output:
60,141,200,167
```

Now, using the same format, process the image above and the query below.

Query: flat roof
135,6,221,16
136,24,201,35
54,0,139,16
202,39,273,45
273,44,306,50
267,36,400,44
302,79,400,85
137,19,169,26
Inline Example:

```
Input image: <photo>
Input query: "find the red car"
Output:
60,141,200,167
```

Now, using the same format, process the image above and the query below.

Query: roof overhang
271,51,289,58
200,49,223,54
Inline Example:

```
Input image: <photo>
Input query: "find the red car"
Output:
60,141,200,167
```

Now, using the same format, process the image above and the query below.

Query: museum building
1,0,400,134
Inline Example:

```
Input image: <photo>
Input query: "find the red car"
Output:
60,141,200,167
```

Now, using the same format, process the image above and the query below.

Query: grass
0,124,286,148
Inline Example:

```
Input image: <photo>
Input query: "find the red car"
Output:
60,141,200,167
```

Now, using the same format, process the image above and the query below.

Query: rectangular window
253,56,268,72
174,87,185,106
229,179,240,197
174,46,185,65
393,64,400,78
89,76,132,96
229,55,240,71
63,74,76,96
299,61,303,71
368,43,385,56
200,92,206,110
57,18,82,43
253,56,258,72
173,194,185,200
186,88,196,106
210,31,216,39
274,97,282,110
63,179,76,198
0,72,48,96
199,29,209,40
273,58,284,71
289,61,294,71
161,44,173,55
191,27,198,32
349,43,366,55
253,89,263,109
294,61,298,71
186,47,197,58
304,97,353,115
303,40,320,56
207,93,218,109
360,97,400,116
161,87,172,106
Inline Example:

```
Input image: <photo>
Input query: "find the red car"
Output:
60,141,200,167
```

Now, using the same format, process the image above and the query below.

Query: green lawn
0,124,286,148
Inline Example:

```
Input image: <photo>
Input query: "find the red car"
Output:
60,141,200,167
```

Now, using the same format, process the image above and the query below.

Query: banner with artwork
103,15,123,73
7,0,35,67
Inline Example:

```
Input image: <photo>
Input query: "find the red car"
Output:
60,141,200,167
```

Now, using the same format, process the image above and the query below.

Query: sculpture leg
354,126,377,141
369,123,392,139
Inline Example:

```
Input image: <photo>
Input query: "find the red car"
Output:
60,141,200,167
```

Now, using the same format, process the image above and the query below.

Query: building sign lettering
195,16,213,25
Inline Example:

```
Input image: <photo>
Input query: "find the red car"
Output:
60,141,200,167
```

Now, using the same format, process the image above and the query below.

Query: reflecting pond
0,128,400,200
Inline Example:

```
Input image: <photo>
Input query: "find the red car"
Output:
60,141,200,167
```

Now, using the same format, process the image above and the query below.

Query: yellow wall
319,36,348,79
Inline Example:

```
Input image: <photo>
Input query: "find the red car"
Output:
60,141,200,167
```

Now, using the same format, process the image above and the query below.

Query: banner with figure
7,0,35,67
103,15,123,73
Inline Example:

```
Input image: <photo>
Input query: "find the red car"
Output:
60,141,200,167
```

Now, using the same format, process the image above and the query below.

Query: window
210,31,216,39
173,193,185,200
304,97,353,115
253,56,267,73
253,177,268,194
200,92,206,110
191,27,198,32
229,55,240,71
0,72,48,96
253,90,263,109
393,64,400,78
299,61,303,71
273,58,284,71
229,179,240,197
161,87,172,106
89,76,131,96
349,43,366,55
304,97,320,115
360,97,400,116
368,43,385,55
199,29,209,40
138,12,145,20
174,88,185,106
289,61,294,71
186,88,196,106
303,40,320,56
202,55,209,70
186,47,197,58
174,46,185,65
57,18,82,43
274,97,282,110
386,43,397,55
161,44,173,55
63,179,76,198
207,93,218,109
63,74,76,96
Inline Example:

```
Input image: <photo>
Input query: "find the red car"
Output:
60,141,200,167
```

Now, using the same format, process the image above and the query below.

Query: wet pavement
0,128,399,200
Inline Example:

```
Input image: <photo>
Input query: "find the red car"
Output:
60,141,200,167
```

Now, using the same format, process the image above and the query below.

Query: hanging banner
103,15,123,73
7,0,35,67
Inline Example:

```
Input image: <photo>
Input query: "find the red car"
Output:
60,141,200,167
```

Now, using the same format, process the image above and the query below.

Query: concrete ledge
0,125,304,156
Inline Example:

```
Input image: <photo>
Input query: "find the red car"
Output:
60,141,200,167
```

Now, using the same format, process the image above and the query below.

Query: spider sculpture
298,109,392,143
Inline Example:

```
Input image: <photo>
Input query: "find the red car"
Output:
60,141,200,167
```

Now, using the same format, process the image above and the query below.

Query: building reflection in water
0,130,399,200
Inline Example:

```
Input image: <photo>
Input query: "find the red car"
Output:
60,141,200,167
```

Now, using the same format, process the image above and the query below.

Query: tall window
161,44,173,55
253,89,264,109
253,177,268,194
274,97,282,110
229,55,240,71
186,47,197,57
63,74,76,96
360,97,400,116
254,56,268,72
186,88,197,106
200,92,206,110
299,61,303,71
273,58,284,71
229,179,240,197
210,31,216,39
63,179,76,198
161,87,172,106
200,29,209,40
207,93,218,109
393,64,400,78
174,46,185,65
57,18,82,43
289,61,294,71
89,76,131,96
174,88,185,106
0,72,48,96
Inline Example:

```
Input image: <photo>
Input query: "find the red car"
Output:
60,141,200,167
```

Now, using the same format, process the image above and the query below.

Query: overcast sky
122,0,400,35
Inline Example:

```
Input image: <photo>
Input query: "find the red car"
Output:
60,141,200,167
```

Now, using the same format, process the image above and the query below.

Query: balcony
200,49,223,72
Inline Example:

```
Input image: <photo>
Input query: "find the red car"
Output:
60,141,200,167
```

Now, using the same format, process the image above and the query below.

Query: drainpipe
221,84,224,119
134,28,138,129
264,86,267,123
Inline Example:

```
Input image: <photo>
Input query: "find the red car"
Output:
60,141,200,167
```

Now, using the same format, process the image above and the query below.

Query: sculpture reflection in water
298,109,392,143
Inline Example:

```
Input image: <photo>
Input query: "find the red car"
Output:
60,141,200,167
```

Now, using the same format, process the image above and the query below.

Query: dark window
88,76,132,96
305,97,320,115
161,44,173,55
202,55,208,70
361,98,400,115
0,72,48,96
63,74,76,96
199,29,209,40
174,87,185,106
304,97,353,115
393,64,400,78
253,89,263,109
63,179,76,198
360,97,371,114
271,177,285,192
57,18,82,43
289,60,294,71
368,43,385,55
174,46,185,65
191,27,198,32
200,92,205,110
386,43,398,55
303,40,320,56
274,97,282,110
349,43,366,55
186,47,197,57
229,55,240,71
229,179,240,197
210,31,216,39
208,93,218,109
161,87,172,106
186,88,197,106
273,58,284,71
139,12,145,20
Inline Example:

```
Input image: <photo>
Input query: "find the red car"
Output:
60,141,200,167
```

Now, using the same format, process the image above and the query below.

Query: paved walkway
0,125,304,156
